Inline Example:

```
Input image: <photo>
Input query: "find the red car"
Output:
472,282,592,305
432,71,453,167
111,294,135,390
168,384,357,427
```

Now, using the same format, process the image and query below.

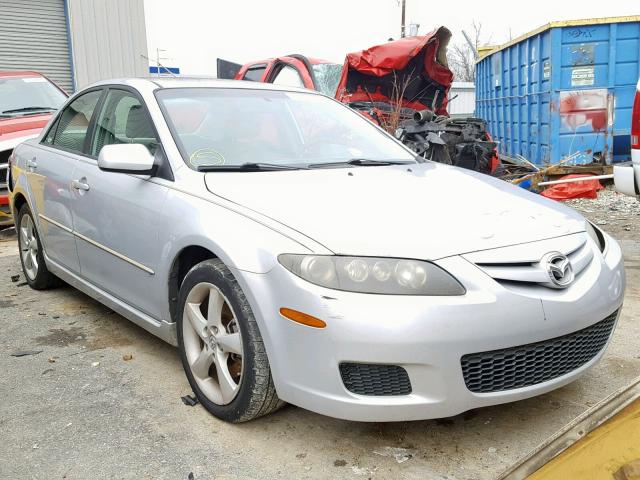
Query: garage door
0,0,74,92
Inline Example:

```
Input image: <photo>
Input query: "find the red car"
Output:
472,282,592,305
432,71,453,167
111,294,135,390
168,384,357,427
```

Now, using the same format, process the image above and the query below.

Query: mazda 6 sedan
8,78,625,422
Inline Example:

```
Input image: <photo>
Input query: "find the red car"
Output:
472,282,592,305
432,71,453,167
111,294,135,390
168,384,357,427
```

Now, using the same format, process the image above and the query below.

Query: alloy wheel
19,213,39,281
182,282,244,405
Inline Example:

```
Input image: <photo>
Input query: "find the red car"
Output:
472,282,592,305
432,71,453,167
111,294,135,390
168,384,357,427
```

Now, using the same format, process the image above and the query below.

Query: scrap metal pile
394,109,498,174
336,28,500,176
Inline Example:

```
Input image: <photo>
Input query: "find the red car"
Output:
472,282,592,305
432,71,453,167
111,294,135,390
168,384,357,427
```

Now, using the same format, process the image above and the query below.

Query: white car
9,79,625,422
614,79,640,197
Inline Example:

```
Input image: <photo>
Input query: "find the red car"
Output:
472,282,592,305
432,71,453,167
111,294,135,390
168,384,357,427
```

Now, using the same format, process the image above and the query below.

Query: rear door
71,87,170,319
26,88,104,273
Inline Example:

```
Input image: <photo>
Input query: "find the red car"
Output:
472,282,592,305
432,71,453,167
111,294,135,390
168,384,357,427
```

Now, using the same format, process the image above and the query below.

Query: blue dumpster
476,16,640,165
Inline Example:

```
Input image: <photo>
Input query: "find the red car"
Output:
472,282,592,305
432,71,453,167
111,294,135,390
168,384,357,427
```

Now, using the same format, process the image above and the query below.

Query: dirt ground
0,189,639,480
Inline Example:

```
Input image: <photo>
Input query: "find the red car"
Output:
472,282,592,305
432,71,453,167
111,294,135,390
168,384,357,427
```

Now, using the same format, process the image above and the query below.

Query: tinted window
243,66,266,82
272,65,304,88
52,90,102,154
91,89,158,156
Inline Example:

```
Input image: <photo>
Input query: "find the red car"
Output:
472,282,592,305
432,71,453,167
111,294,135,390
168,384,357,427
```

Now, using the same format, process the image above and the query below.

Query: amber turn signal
279,308,327,328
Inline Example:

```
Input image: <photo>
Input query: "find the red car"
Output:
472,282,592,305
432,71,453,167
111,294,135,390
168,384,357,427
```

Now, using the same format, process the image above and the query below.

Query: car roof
87,77,322,95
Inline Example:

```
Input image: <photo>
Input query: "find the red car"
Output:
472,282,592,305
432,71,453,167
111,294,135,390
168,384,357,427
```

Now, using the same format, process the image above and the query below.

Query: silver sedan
8,79,625,422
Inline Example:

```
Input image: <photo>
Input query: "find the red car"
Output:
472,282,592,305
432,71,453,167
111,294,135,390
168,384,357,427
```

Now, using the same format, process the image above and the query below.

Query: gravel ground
0,192,638,480
565,185,640,238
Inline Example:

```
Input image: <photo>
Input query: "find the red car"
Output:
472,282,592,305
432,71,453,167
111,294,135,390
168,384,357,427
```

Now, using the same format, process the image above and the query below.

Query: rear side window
51,90,102,154
91,89,158,156
243,66,266,82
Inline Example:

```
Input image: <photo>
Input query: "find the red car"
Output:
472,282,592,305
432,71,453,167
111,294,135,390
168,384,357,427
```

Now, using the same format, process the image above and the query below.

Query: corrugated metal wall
448,82,476,117
0,0,74,92
477,18,640,165
67,0,148,89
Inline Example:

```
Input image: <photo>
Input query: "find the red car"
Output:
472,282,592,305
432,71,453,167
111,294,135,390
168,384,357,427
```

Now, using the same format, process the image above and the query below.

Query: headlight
278,254,465,296
586,221,606,253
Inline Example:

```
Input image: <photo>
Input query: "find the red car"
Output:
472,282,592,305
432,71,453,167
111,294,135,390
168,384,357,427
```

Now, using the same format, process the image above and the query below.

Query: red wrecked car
224,27,499,175
0,71,67,226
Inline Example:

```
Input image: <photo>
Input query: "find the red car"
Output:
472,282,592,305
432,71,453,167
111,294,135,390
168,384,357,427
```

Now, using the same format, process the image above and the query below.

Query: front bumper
236,235,625,422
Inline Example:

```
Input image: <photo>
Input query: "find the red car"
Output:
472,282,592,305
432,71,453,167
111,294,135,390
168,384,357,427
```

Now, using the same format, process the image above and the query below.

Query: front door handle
71,179,90,192
27,158,38,171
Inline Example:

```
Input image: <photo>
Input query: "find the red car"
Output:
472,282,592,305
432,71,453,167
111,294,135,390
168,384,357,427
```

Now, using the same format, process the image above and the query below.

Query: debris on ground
181,395,199,407
540,174,604,200
122,354,133,361
0,227,16,240
91,361,100,367
565,185,640,236
373,446,414,464
10,274,19,283
10,350,43,357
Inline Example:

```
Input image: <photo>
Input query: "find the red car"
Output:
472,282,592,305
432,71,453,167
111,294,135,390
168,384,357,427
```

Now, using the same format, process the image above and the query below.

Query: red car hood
336,27,454,115
0,113,52,141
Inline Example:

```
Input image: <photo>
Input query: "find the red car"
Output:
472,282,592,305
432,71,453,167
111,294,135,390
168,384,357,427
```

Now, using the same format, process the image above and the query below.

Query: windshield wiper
197,162,307,172
308,158,415,169
1,106,56,114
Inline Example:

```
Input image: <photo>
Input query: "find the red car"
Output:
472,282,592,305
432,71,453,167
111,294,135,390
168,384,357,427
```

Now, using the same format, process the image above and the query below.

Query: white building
448,82,476,117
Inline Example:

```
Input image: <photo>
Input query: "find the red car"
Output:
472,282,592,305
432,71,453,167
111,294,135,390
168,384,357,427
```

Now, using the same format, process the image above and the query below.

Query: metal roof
480,15,640,58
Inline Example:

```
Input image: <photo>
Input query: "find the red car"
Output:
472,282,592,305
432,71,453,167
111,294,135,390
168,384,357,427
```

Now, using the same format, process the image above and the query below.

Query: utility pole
400,0,406,38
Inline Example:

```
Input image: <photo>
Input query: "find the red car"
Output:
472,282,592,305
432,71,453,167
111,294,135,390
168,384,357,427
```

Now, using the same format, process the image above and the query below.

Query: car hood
335,26,454,115
0,113,51,141
204,162,586,259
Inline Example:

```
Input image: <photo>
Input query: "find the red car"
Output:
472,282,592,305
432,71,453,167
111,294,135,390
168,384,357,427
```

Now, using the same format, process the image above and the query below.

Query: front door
71,88,170,320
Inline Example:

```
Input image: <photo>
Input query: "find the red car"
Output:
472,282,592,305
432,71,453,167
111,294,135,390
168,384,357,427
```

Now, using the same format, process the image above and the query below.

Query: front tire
17,204,57,290
176,259,283,422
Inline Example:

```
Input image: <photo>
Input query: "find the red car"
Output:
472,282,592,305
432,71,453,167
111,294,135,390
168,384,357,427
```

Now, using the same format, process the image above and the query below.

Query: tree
447,21,488,82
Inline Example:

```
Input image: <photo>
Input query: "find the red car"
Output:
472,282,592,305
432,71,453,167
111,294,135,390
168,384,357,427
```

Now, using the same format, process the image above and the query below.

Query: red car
230,28,500,174
235,54,343,97
0,71,67,226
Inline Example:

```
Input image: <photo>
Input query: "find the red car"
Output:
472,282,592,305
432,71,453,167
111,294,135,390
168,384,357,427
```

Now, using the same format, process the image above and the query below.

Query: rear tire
176,259,283,422
16,204,58,290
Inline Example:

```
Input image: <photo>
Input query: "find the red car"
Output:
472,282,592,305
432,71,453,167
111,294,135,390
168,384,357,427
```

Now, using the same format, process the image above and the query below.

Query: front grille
461,312,618,393
340,363,412,396
0,149,10,190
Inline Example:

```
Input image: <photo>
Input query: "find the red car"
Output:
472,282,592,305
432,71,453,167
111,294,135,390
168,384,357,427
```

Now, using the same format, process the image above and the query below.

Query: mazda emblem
541,252,574,288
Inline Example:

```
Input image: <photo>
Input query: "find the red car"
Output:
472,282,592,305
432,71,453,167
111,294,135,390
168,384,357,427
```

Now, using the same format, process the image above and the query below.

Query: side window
91,89,158,157
243,66,266,82
272,65,304,88
51,90,102,153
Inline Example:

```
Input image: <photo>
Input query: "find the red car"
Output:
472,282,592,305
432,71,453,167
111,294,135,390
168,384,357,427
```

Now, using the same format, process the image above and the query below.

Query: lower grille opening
340,363,412,396
461,311,618,393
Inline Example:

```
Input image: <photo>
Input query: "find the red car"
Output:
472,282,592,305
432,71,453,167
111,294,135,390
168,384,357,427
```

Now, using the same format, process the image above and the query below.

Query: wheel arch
11,191,29,219
168,245,219,322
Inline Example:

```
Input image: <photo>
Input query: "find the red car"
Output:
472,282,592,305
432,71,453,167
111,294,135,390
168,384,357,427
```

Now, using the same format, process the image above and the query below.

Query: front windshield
0,76,67,116
311,63,342,96
156,88,415,169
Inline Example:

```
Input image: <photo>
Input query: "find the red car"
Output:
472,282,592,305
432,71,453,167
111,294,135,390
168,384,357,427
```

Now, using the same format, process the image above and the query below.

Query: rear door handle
71,179,90,192
27,158,38,170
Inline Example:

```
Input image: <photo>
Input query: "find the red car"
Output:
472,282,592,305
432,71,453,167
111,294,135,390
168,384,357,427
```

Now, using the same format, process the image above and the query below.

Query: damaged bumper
235,236,624,422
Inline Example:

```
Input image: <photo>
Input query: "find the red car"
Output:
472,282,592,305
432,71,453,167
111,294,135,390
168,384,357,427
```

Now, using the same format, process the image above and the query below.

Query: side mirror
97,144,157,175
613,163,639,197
